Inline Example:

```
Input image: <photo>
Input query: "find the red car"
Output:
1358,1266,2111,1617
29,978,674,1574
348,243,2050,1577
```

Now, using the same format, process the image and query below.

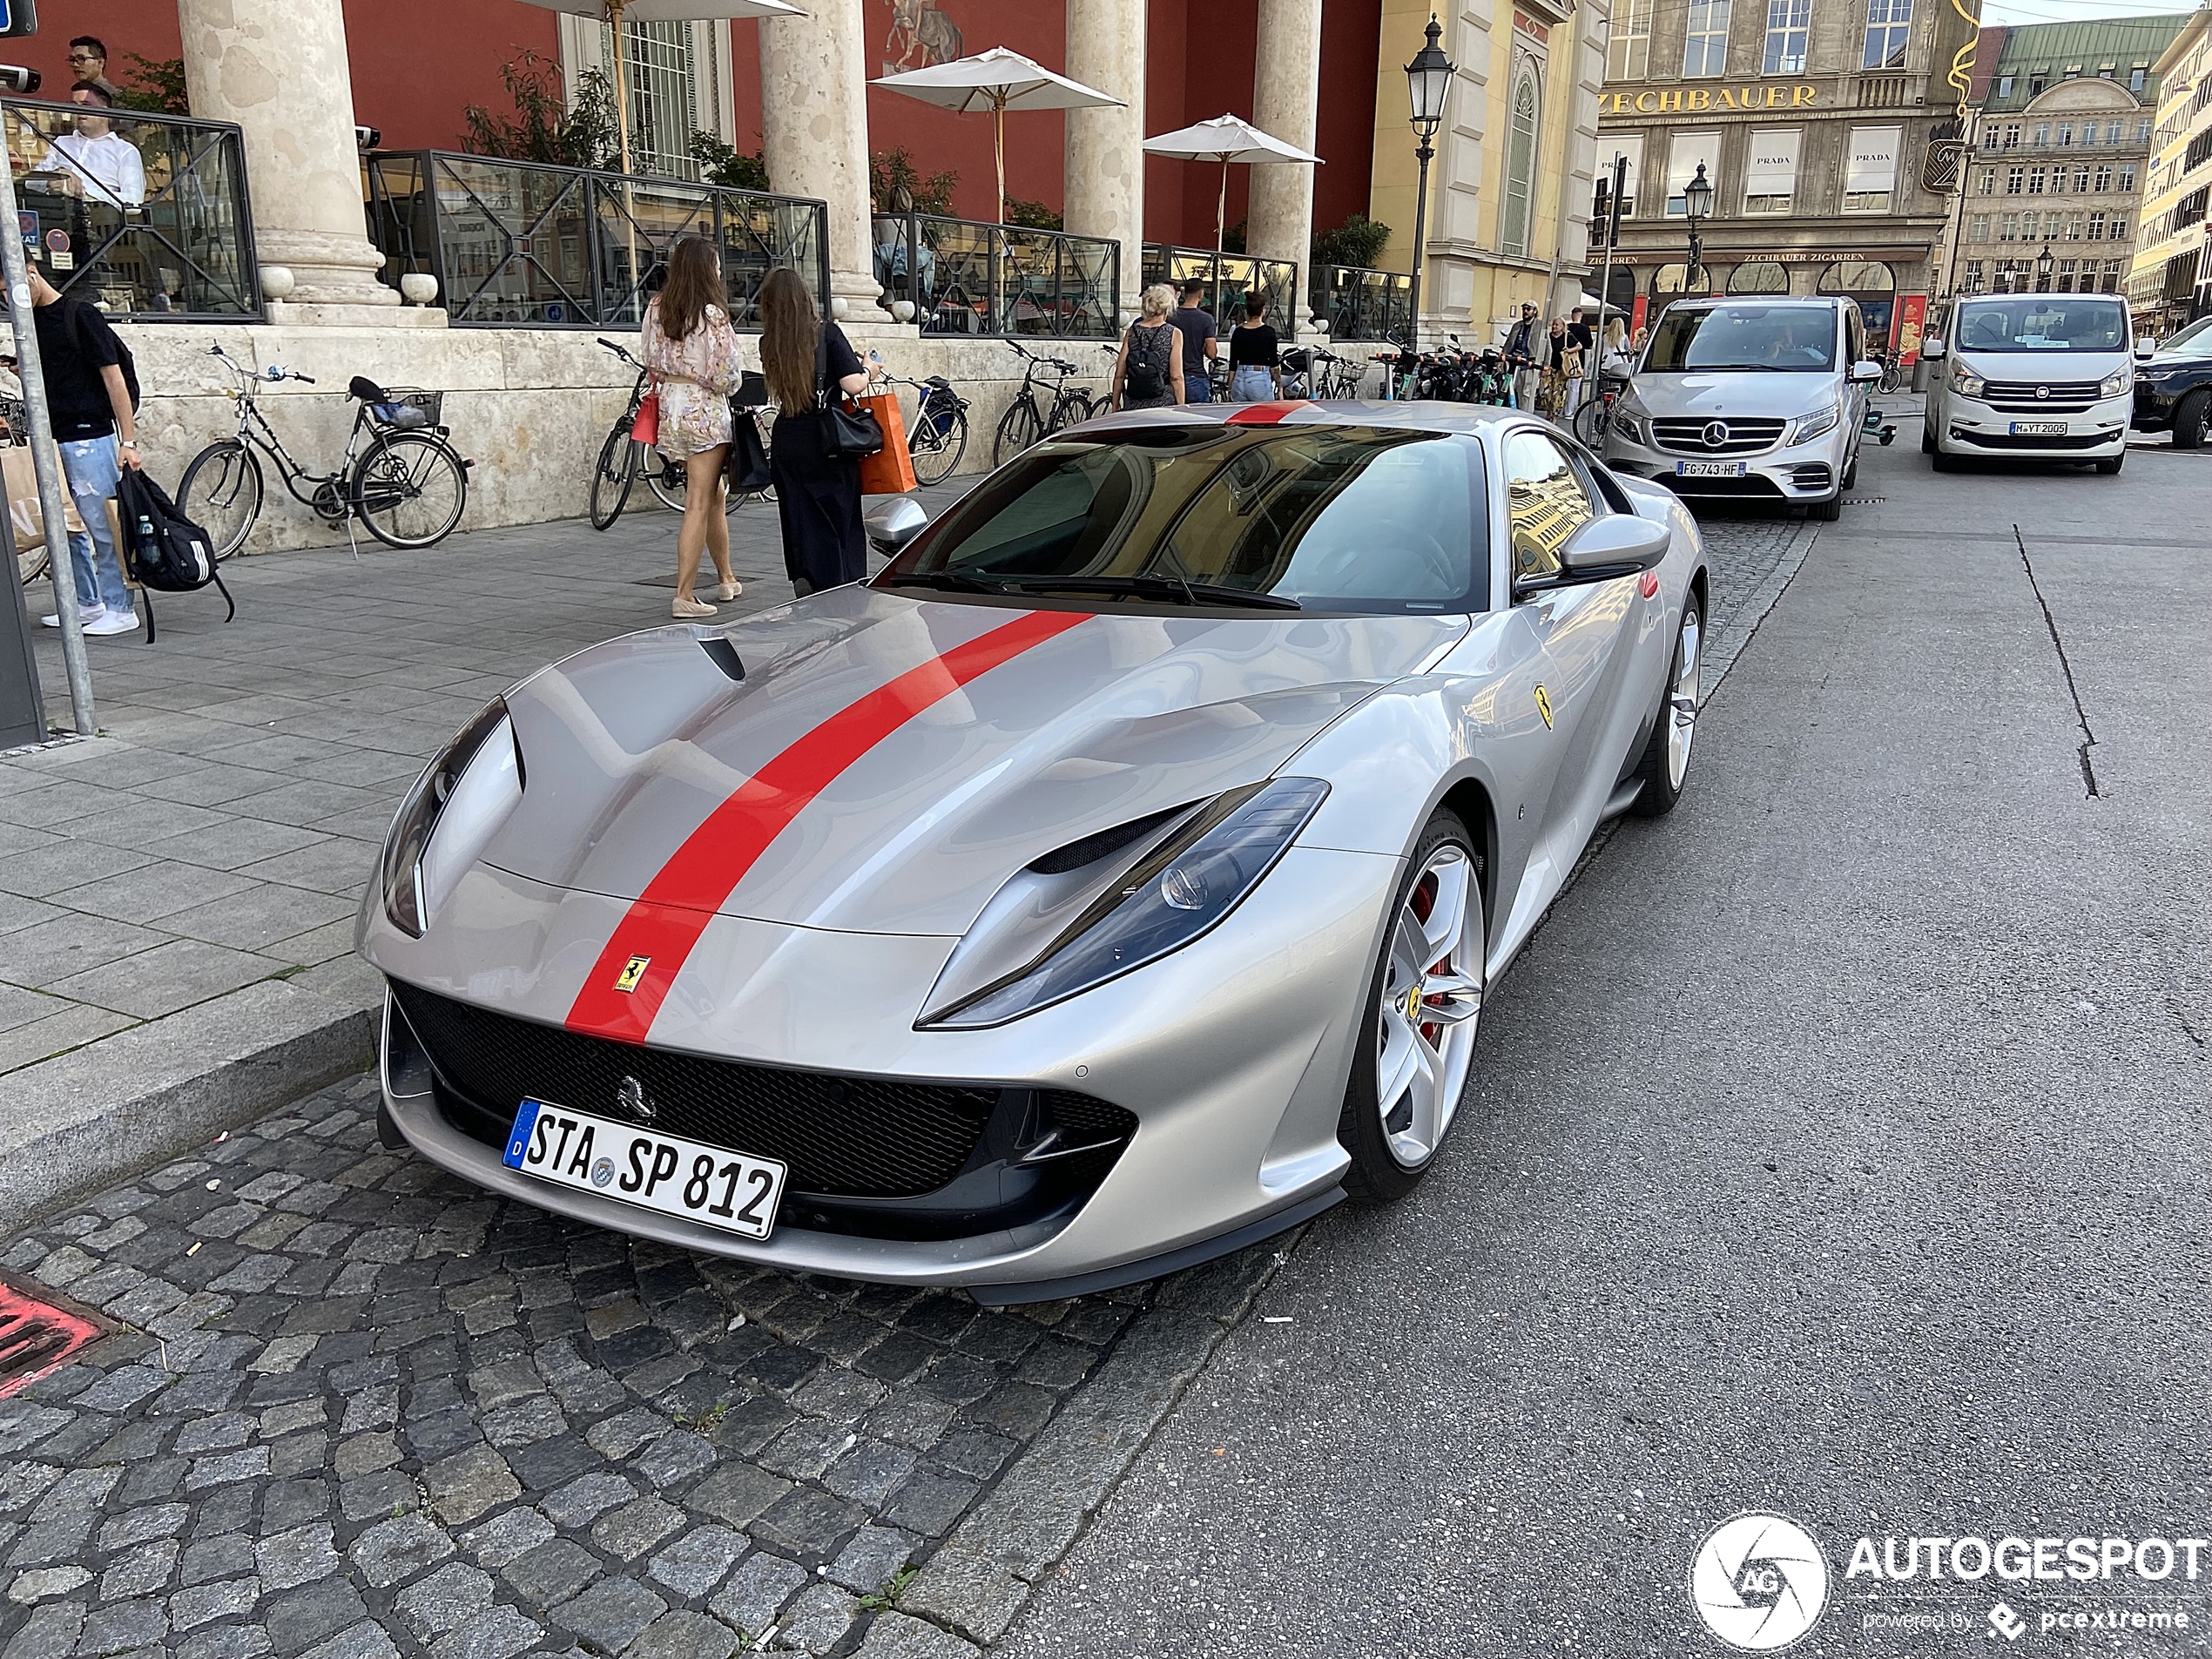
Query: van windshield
1954,297,2128,353
1644,305,1838,373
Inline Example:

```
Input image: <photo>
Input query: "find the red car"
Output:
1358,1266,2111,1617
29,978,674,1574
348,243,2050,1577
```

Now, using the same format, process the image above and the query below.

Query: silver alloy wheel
1668,606,1703,791
1375,843,1484,1170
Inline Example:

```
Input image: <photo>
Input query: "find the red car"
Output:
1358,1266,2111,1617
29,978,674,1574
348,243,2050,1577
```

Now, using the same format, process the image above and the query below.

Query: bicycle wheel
1573,398,1613,447
644,447,686,513
178,439,265,563
589,421,635,532
1051,391,1098,432
17,541,46,587
911,408,968,486
353,431,468,549
994,397,1043,466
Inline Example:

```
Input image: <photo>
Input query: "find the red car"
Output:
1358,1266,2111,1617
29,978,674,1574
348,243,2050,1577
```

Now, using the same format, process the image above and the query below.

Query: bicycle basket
921,386,961,435
370,388,443,429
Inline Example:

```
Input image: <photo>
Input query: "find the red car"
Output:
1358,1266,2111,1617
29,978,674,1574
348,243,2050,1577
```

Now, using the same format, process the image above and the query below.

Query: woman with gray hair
1109,283,1185,411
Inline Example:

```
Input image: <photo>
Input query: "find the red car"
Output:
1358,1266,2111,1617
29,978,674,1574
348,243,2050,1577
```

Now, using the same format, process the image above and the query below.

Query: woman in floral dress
642,235,745,618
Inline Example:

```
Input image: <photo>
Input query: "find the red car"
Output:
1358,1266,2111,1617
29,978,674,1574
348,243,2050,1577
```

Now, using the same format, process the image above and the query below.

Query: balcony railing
1310,264,1412,341
2,99,260,320
1140,245,1298,334
363,151,827,328
873,214,1117,338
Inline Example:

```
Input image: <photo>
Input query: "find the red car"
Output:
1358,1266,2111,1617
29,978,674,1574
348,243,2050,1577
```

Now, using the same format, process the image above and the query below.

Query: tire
1338,809,1487,1204
1808,494,1844,522
17,542,47,587
1573,398,1611,446
2171,389,2208,450
994,397,1043,467
1630,593,1702,817
1931,447,1961,472
1920,423,1935,454
177,440,264,563
1841,453,1858,490
910,408,968,486
588,421,634,532
353,431,468,550
2095,451,2124,475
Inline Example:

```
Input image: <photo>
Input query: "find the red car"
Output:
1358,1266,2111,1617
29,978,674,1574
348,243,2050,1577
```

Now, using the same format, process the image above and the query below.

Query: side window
1504,431,1597,587
1845,307,1864,364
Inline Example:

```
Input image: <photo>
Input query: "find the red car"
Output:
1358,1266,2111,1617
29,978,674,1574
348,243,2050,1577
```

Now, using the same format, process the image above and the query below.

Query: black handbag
814,327,884,459
727,405,773,493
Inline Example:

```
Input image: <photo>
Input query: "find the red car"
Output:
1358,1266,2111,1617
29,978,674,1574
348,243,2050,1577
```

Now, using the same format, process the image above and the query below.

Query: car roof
1068,400,1535,441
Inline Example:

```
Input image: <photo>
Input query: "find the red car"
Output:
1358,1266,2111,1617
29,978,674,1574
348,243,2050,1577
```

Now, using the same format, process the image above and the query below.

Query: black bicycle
994,342,1097,465
590,339,774,532
882,371,969,485
179,344,470,558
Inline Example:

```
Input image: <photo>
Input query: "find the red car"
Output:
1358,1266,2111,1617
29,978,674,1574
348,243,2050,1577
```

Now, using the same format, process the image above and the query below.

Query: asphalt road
1000,437,2212,1656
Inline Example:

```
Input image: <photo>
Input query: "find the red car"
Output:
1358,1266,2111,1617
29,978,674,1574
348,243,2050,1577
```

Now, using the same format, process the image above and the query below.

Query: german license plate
2009,421,2067,436
1676,460,1746,477
503,1100,786,1241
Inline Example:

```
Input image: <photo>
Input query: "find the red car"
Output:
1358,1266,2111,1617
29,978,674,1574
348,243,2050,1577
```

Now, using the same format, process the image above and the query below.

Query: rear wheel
353,431,468,549
588,421,634,531
910,406,968,485
177,440,264,563
1573,398,1612,446
2171,389,2208,450
1338,812,1486,1204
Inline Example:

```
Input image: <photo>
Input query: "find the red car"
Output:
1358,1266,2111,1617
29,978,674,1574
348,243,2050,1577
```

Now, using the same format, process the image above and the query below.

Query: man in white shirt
38,83,145,209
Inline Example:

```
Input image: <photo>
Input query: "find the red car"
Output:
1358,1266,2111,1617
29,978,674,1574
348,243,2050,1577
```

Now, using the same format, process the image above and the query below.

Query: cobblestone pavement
0,1073,1275,1659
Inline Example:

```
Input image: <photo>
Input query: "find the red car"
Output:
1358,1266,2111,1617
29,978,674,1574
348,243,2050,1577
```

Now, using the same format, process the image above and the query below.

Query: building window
2058,258,2076,289
2139,119,2154,145
1843,125,1901,212
2087,211,2105,239
1683,0,1731,78
2033,123,2050,146
2001,123,2020,150
2104,258,2125,288
1979,168,1996,194
1743,128,1800,213
610,18,701,180
1502,65,1541,255
1763,0,1810,74
1597,137,1644,219
1970,213,1989,240
2074,167,2090,192
2107,121,2125,145
1980,125,2000,152
1965,259,1984,292
2099,64,2114,80
2065,213,2083,241
1996,74,2014,99
2058,122,2074,146
1665,132,1719,216
2110,214,2128,239
1608,0,1653,81
2094,165,2113,191
2000,213,2018,241
2130,66,2148,93
2006,166,2025,193
2119,164,2135,192
1862,0,1912,71
2027,166,2046,194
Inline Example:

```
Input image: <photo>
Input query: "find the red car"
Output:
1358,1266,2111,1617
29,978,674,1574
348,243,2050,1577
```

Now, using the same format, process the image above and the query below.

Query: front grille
1952,428,2111,450
393,981,1007,1198
1984,378,2101,403
1652,416,1787,455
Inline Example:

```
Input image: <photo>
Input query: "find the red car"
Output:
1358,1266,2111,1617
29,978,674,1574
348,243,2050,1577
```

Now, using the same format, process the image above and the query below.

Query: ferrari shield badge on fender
614,955,651,994
1534,685,1554,730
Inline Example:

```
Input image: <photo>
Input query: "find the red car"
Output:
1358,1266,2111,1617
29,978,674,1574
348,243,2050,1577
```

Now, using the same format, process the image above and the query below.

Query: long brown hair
759,266,821,415
653,235,726,344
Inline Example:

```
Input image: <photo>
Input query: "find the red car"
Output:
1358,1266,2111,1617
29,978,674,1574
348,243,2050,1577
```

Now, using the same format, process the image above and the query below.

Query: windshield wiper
989,574,1303,610
879,570,1013,595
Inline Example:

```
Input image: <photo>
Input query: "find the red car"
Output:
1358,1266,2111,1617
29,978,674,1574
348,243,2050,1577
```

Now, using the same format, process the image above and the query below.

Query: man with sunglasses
64,38,118,102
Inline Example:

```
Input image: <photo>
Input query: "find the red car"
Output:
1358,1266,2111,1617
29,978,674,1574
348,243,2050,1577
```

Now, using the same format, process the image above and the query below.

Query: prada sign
1604,84,1820,116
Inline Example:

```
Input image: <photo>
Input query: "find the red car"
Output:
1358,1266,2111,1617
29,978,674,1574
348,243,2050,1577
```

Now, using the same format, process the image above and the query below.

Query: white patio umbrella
1142,113,1322,256
871,48,1124,224
516,0,806,179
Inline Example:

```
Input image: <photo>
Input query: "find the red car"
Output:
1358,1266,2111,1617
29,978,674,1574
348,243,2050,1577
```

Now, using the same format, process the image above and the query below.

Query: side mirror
2135,341,2155,361
1850,359,1884,382
1540,512,1671,589
1920,336,1947,361
864,496,928,556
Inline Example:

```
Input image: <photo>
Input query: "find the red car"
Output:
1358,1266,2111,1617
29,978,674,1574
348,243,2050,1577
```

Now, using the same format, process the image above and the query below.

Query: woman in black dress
761,266,880,594
1109,283,1186,411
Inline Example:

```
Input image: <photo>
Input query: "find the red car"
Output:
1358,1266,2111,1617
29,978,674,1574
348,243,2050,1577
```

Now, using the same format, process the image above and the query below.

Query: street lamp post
1683,160,1714,296
2036,242,2055,292
1404,14,1454,357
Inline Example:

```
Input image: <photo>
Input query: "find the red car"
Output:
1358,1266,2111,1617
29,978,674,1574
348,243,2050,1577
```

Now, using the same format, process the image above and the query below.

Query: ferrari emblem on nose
617,1076,654,1124
1534,685,1554,729
614,955,650,993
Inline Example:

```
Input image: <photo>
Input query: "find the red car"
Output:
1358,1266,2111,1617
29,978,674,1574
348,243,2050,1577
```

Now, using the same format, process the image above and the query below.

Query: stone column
178,0,399,311
760,0,880,317
1248,0,1325,334
1065,0,1147,325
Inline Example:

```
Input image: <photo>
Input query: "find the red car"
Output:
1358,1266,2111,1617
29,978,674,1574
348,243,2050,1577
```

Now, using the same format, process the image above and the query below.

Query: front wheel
589,421,635,532
910,408,968,486
353,431,468,549
1573,398,1612,446
1630,594,1701,816
1338,811,1487,1204
994,397,1043,467
2094,451,2124,475
1808,494,1844,522
2171,390,2208,450
178,440,265,563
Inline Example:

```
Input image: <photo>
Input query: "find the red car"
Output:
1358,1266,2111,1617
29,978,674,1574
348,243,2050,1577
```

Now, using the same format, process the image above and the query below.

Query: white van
1921,293,2132,475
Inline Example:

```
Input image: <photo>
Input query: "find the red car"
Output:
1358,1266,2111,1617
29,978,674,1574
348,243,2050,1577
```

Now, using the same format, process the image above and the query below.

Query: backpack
68,300,140,414
1123,324,1168,400
117,468,233,642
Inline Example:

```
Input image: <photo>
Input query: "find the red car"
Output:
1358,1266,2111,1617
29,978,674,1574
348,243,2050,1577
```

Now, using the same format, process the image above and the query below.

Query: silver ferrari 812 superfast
359,401,1709,1303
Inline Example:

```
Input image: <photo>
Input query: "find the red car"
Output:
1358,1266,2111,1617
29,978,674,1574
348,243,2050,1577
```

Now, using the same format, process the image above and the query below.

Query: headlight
381,697,518,937
920,777,1330,1028
1789,402,1840,445
2098,367,2132,399
1950,359,1987,399
1611,410,1647,445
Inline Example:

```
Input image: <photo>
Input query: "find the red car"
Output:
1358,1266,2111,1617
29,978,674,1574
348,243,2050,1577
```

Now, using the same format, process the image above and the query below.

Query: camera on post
0,67,41,95
356,125,381,152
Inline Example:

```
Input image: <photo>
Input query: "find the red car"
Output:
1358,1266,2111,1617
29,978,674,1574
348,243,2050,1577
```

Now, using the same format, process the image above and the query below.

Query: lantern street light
1404,14,1455,355
1683,160,1714,293
2036,242,2055,290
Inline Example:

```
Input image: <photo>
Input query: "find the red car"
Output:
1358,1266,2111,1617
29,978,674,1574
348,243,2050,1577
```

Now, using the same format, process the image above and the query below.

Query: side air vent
1028,806,1189,874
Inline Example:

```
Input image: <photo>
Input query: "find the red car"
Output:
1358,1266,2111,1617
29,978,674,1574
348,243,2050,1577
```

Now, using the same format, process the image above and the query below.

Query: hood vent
698,636,746,683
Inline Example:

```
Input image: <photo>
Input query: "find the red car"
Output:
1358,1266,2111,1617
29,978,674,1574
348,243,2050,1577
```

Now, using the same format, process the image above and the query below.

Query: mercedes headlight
1611,409,1648,445
2098,366,2132,399
381,697,520,937
920,777,1330,1028
1789,401,1841,445
1950,359,1987,399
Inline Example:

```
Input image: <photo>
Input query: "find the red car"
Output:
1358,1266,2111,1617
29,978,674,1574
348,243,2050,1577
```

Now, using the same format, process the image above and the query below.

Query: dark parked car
2133,315,2212,448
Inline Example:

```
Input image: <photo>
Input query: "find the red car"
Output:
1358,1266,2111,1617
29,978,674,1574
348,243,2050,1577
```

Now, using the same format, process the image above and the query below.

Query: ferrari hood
479,584,1463,936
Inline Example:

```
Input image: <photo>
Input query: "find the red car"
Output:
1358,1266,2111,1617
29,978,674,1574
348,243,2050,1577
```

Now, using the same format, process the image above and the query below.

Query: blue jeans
1230,366,1276,402
58,435,131,616
1185,375,1212,404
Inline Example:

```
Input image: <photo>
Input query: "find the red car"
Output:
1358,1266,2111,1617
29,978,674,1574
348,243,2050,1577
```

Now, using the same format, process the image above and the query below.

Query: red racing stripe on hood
1224,401,1305,426
565,608,1089,1042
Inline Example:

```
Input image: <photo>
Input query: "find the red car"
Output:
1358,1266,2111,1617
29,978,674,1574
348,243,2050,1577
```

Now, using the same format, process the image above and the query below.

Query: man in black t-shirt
1169,280,1218,403
29,266,143,636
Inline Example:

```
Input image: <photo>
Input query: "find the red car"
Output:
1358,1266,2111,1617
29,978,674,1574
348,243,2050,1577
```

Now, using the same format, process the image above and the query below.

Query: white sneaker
84,610,139,637
40,606,105,628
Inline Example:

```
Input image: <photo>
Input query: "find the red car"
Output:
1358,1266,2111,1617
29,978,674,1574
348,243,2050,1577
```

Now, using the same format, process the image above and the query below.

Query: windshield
1644,304,1838,373
882,426,1491,615
2155,314,2212,358
1954,296,2128,353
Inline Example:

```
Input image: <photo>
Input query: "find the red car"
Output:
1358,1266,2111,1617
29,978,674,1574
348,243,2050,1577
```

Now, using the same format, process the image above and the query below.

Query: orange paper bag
854,391,918,496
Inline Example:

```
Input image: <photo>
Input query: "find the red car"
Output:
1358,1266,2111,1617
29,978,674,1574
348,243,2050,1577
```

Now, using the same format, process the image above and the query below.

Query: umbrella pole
610,0,634,179
1216,154,1228,256
995,97,1007,226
